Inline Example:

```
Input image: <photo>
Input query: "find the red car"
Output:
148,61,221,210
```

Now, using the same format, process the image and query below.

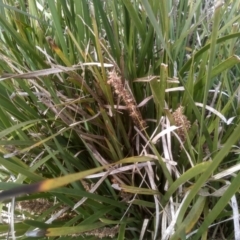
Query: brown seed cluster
107,70,146,131
18,198,52,214
18,199,76,221
82,225,119,239
172,106,191,143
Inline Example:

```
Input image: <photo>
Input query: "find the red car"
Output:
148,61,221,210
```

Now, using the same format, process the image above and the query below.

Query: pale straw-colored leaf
145,162,160,240
86,162,155,179
165,86,184,92
152,126,179,144
162,190,191,240
195,102,233,125
139,219,150,240
73,171,110,210
199,184,229,197
211,163,240,180
231,194,240,240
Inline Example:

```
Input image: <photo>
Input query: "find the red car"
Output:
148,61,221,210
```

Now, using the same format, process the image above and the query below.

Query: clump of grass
0,0,240,239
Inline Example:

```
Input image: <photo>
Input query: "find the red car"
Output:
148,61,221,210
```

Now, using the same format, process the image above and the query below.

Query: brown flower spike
172,106,191,143
107,70,146,131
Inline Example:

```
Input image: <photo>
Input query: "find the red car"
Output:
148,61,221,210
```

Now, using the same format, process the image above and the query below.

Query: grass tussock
0,0,240,239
